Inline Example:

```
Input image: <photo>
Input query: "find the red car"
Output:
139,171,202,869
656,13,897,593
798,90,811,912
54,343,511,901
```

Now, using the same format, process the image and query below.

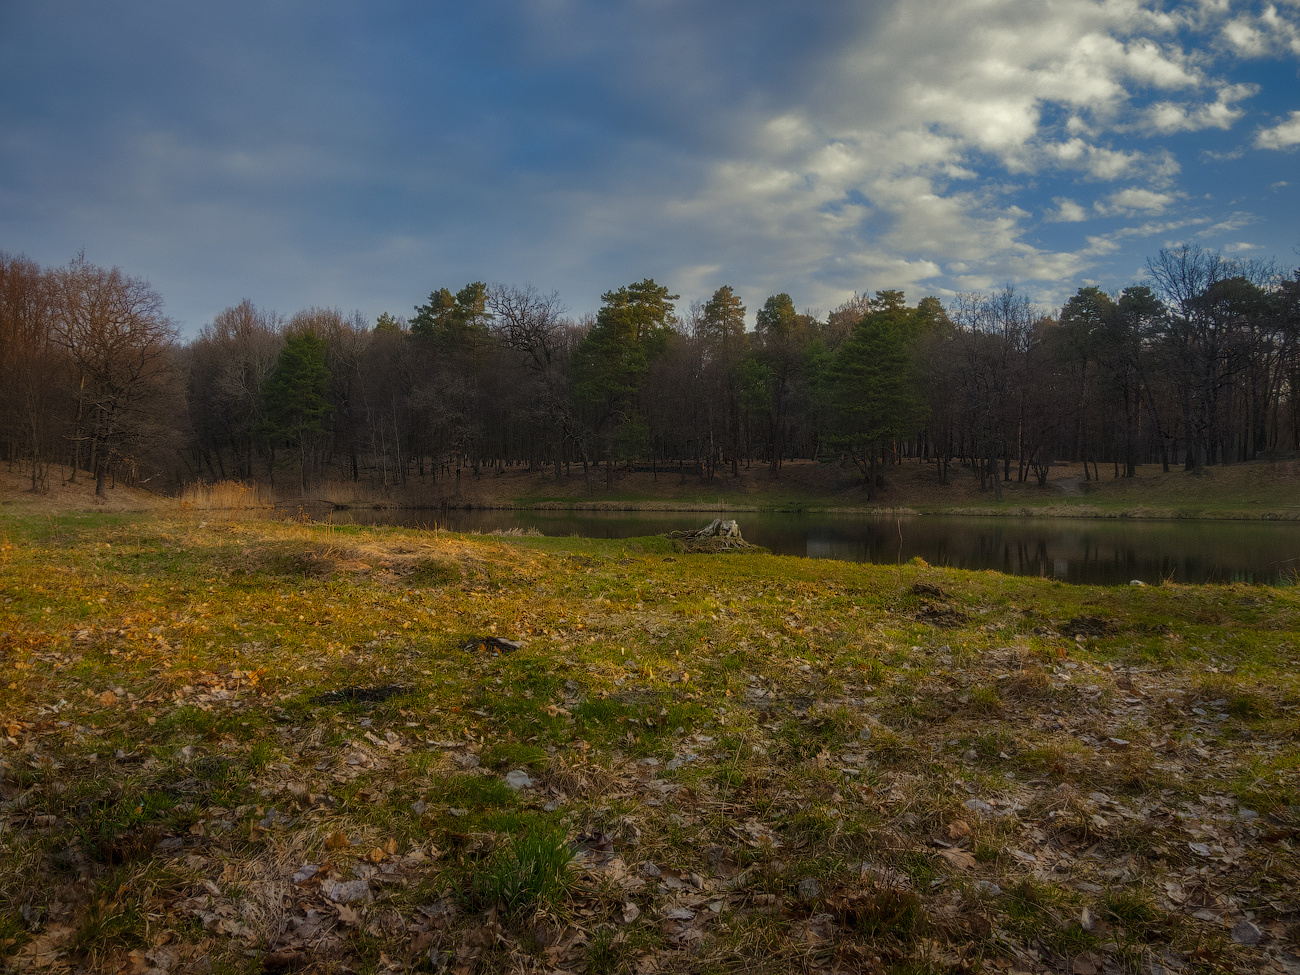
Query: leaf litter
1,516,1299,973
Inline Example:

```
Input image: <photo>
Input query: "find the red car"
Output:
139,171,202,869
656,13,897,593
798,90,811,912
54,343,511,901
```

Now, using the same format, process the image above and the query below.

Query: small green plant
585,927,627,975
967,685,1001,715
840,886,924,941
0,910,30,958
74,791,175,864
1102,887,1160,937
1227,692,1270,721
71,893,148,961
468,826,574,919
858,657,888,684
809,704,858,743
481,741,549,771
247,740,276,772
714,766,747,792
899,851,938,887
435,773,516,810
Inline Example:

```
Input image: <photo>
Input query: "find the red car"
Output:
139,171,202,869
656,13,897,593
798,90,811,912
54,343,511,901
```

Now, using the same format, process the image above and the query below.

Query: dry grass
177,480,270,511
1,511,1299,974
0,467,173,515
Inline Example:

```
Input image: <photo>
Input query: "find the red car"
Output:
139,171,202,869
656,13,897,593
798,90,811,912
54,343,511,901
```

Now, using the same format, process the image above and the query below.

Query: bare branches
486,284,566,375
50,256,180,495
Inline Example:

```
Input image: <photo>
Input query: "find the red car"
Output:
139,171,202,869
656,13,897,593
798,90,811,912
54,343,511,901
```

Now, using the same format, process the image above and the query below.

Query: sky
2,0,1298,334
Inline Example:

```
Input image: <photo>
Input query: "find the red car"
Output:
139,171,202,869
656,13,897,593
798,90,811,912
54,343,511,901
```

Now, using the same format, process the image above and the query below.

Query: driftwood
664,519,757,553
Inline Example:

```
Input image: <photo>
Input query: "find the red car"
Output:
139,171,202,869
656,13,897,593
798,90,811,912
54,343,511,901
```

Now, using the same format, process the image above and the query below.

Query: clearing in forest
1,514,1299,974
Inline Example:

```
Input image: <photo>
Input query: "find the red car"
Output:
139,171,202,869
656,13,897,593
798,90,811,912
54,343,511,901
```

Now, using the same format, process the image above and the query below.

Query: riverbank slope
207,456,1300,520
5,457,1300,520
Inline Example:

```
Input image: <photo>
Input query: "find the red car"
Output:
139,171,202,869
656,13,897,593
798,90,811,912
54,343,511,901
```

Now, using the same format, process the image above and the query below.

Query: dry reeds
179,480,270,511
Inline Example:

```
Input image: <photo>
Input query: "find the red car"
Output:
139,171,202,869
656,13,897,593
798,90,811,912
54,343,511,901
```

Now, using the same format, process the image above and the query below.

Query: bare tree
0,254,65,490
1146,245,1228,469
487,284,583,481
187,300,284,479
825,292,872,349
52,256,179,496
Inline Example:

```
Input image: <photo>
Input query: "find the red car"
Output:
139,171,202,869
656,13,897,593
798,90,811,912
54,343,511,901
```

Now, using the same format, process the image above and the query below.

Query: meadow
1,510,1299,974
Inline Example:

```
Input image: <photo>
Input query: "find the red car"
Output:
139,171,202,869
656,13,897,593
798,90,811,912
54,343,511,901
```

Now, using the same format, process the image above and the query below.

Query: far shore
268,497,1300,522
8,457,1300,522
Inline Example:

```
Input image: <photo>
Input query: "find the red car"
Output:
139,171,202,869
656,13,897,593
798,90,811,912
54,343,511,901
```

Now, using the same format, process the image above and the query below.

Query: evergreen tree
412,282,490,353
572,279,678,485
825,292,926,498
262,332,332,489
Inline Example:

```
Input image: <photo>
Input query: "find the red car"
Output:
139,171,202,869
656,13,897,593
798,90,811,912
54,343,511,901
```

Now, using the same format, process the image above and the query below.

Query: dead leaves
11,923,76,969
6,518,1300,975
938,848,978,871
660,904,715,946
731,817,781,848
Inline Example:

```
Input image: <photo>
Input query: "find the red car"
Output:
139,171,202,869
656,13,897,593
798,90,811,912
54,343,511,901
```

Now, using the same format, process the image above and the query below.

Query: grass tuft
467,825,575,920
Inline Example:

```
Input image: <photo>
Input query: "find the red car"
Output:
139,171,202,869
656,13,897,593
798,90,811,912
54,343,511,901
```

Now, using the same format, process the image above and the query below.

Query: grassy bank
2,513,1299,973
165,458,1300,522
7,457,1300,522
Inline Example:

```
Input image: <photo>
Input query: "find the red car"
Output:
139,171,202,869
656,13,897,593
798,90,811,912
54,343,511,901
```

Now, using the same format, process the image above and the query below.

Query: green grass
0,510,1297,972
466,825,575,920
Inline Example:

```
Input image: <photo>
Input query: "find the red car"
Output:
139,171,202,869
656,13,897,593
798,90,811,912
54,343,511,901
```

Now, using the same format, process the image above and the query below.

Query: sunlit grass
0,511,1297,972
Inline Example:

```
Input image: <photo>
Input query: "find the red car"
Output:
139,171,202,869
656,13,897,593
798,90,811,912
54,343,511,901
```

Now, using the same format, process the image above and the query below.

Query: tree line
2,245,1298,499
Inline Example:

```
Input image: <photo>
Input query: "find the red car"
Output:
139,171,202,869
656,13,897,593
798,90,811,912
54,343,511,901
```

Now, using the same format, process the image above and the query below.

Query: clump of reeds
179,480,270,510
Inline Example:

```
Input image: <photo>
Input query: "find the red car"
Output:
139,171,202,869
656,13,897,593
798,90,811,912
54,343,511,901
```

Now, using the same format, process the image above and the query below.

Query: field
2,502,1300,975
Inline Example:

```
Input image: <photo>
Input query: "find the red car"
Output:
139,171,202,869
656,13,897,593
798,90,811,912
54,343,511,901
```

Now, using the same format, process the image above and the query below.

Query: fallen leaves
3,517,1300,975
938,848,978,871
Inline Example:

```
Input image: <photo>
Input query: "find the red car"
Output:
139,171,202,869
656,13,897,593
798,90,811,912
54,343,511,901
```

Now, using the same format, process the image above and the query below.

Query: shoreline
8,459,1300,523
203,497,1300,522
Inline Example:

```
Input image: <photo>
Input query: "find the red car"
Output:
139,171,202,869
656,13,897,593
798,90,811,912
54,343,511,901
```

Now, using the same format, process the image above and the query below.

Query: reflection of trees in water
1010,539,1052,577
328,508,1300,585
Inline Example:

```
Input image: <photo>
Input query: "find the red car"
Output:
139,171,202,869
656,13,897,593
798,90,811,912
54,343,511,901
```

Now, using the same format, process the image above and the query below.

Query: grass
1,510,1299,972
164,458,1300,521
466,824,575,919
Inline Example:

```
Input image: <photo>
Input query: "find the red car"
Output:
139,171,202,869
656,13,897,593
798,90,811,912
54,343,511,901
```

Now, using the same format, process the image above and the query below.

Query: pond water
317,507,1300,586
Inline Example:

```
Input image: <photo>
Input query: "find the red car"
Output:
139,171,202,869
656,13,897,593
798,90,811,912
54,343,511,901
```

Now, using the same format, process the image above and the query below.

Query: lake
315,507,1300,586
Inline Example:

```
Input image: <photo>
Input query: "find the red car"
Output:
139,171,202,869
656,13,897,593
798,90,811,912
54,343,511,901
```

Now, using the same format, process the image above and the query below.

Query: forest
2,246,1298,501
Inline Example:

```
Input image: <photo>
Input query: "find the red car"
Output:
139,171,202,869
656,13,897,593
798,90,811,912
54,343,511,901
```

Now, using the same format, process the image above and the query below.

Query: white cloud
1083,235,1122,255
1196,212,1258,237
1221,5,1300,56
1096,187,1177,215
1255,111,1300,149
1046,198,1090,222
1141,83,1256,133
1222,17,1270,55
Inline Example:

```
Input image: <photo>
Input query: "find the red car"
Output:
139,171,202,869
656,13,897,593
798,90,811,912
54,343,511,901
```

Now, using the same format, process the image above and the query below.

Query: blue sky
2,0,1298,334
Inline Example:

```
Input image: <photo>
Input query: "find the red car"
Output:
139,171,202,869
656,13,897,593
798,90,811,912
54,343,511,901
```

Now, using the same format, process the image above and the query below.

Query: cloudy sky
2,0,1298,333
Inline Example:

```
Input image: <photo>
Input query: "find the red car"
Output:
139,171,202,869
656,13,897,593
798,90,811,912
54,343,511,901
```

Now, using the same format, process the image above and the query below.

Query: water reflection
320,507,1300,586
